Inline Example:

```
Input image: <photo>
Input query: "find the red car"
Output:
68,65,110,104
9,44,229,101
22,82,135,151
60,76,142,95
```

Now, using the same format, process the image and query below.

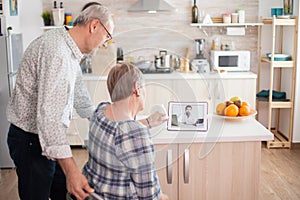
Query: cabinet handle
184,149,190,184
167,149,172,184
207,81,212,100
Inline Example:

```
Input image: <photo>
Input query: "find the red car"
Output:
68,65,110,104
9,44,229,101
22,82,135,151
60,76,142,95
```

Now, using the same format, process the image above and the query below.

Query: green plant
41,11,51,20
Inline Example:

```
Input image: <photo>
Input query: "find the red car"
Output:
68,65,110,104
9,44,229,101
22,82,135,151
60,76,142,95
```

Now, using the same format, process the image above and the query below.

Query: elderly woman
82,63,169,200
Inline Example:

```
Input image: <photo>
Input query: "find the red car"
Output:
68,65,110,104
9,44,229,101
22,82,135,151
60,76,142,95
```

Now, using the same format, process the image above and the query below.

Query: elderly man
7,5,114,200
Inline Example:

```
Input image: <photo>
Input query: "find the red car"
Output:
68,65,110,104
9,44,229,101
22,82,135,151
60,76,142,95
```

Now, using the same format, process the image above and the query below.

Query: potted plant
41,11,51,26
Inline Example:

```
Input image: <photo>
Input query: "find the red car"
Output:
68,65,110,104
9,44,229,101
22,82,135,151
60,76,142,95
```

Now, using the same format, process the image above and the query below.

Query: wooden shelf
267,130,291,148
262,18,296,26
257,16,298,149
257,100,293,109
41,25,73,30
260,57,294,68
190,22,263,28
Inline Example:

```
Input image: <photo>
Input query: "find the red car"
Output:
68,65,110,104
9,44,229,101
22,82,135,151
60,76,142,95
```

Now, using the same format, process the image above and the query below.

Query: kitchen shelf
260,57,294,68
257,100,293,109
257,16,298,149
41,25,73,30
262,18,296,26
190,22,263,28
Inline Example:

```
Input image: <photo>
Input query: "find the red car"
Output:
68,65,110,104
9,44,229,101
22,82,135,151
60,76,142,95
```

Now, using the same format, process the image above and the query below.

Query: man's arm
74,70,95,119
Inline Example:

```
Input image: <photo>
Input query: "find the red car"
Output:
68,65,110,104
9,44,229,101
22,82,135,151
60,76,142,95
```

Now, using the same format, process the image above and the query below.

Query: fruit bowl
213,109,257,121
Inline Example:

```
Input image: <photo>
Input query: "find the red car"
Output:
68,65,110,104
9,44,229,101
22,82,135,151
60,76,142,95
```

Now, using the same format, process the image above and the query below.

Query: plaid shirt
83,102,161,200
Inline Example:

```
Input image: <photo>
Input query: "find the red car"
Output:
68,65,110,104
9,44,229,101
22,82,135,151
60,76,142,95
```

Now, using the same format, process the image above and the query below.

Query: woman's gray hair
73,5,113,28
107,63,145,102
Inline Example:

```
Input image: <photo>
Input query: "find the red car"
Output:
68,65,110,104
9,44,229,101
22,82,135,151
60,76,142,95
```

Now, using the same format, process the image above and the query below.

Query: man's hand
160,193,169,200
58,158,94,200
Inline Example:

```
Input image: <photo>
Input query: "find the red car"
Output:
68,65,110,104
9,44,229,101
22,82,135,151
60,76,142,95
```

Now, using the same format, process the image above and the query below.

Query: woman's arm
139,111,167,128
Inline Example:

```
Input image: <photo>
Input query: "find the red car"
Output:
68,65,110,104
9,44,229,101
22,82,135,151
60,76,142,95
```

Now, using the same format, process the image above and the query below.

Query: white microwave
210,50,250,71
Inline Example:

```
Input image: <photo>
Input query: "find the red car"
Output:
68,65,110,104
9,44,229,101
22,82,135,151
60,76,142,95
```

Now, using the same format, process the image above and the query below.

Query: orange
224,104,239,117
239,105,251,116
241,101,250,107
216,102,226,115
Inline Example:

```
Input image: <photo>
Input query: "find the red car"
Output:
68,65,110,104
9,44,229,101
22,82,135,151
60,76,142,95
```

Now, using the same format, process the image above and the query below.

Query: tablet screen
167,101,208,131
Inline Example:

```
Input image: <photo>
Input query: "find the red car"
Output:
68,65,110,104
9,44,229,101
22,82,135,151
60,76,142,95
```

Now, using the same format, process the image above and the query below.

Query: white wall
293,1,300,142
259,0,282,17
19,1,44,48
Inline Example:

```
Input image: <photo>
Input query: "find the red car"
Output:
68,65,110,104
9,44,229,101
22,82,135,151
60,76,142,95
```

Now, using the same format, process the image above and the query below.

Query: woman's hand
147,111,168,128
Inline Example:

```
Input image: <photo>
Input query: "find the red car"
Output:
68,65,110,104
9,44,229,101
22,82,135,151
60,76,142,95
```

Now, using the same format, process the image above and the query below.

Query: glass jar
223,13,231,24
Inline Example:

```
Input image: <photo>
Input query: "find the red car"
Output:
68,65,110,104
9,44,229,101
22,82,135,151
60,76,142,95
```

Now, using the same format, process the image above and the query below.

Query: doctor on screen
179,105,197,125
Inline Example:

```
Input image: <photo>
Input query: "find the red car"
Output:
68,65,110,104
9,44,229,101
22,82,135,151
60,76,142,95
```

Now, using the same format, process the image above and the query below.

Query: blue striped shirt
83,102,161,200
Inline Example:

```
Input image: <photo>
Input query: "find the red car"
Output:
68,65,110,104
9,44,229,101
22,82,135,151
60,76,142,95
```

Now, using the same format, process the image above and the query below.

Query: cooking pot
155,50,171,69
155,50,181,70
135,60,153,72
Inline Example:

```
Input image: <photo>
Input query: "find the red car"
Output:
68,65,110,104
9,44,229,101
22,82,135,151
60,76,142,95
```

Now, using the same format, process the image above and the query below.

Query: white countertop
82,71,257,81
150,117,273,144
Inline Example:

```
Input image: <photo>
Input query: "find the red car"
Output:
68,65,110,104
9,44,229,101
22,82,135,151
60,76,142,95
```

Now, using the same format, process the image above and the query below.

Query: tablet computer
167,101,208,131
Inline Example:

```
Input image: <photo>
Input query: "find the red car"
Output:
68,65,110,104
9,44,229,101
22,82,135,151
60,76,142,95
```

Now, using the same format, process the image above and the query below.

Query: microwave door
219,55,238,67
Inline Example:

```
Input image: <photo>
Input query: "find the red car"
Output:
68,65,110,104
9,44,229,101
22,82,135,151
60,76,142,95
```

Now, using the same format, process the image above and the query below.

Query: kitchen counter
150,117,273,144
84,117,273,145
75,71,259,148
82,71,257,81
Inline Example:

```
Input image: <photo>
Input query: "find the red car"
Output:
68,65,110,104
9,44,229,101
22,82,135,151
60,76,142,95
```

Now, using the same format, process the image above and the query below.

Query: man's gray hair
73,5,113,28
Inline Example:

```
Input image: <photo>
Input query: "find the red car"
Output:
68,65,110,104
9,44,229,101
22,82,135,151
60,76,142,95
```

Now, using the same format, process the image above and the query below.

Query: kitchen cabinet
155,141,261,200
257,16,298,148
154,144,178,200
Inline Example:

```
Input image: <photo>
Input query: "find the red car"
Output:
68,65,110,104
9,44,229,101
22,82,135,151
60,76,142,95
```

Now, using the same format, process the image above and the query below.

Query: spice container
65,12,72,26
222,13,231,24
231,13,238,23
237,9,245,23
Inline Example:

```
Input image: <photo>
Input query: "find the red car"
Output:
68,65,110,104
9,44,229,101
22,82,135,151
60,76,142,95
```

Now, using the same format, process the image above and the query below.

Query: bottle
191,0,198,23
116,47,124,63
60,2,63,8
53,1,57,9
212,40,216,50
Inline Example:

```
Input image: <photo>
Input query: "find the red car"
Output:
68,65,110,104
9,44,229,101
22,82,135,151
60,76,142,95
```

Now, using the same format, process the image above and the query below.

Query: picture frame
167,101,208,131
283,0,293,15
9,0,18,16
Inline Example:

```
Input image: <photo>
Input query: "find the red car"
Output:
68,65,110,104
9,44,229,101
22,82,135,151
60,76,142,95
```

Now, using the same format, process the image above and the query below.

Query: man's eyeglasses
98,19,112,42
